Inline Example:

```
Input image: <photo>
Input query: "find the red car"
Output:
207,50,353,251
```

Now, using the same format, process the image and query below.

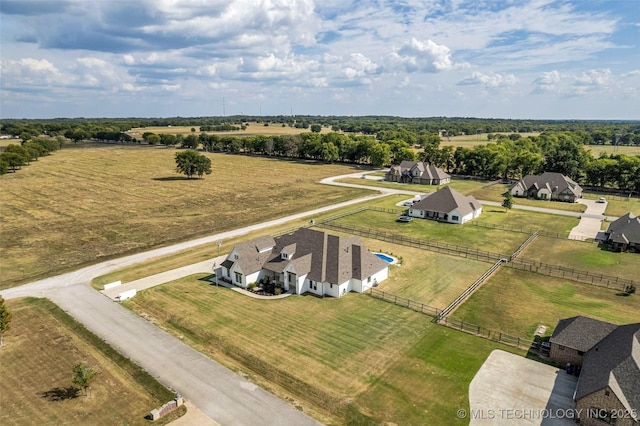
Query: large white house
218,228,389,297
385,161,451,185
408,186,482,224
510,172,582,202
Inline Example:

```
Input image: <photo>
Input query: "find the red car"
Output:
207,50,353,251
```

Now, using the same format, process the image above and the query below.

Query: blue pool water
375,253,394,263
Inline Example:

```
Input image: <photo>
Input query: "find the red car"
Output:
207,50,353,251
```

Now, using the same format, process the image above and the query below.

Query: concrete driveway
568,199,607,241
469,350,578,426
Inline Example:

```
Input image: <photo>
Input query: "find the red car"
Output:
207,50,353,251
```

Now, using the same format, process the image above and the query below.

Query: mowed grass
328,208,577,255
0,146,371,289
521,236,640,281
453,268,640,338
0,298,175,426
367,242,491,308
124,275,520,425
585,144,640,157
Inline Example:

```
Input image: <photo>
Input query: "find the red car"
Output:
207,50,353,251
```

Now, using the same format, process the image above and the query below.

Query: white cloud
533,70,562,93
458,72,519,88
391,38,455,72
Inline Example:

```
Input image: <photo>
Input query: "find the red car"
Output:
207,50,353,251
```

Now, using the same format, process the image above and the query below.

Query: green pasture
453,268,640,338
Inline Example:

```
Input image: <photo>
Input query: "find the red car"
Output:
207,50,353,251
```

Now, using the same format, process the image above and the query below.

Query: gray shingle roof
261,228,388,284
231,235,276,275
575,324,640,420
605,212,640,245
391,161,450,180
511,172,582,197
411,186,481,216
549,316,617,352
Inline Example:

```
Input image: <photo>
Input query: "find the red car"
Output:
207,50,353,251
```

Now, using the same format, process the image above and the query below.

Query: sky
1,0,639,120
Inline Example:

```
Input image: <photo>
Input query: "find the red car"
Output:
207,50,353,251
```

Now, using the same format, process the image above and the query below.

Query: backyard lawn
453,268,640,339
124,275,521,425
0,298,177,426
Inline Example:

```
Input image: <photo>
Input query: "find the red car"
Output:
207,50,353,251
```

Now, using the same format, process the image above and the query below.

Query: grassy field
124,275,521,425
0,146,372,289
453,268,640,338
584,144,640,157
130,122,334,137
328,208,577,254
520,236,640,281
0,297,177,425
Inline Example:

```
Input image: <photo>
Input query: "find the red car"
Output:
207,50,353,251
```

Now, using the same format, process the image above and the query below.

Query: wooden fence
368,288,441,317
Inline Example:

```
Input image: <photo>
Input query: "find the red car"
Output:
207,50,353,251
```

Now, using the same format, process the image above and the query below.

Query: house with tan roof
385,161,451,185
596,212,640,252
408,186,482,224
510,172,582,202
218,228,389,297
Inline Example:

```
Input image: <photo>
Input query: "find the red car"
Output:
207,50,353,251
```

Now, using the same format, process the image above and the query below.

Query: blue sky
1,0,639,119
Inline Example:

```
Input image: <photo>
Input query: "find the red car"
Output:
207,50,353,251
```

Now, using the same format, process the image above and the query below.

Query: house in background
595,212,640,252
510,172,583,202
385,161,451,185
549,316,640,426
218,228,389,297
408,186,482,224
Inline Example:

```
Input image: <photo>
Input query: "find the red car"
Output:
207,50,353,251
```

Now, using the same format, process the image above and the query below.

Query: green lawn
521,236,640,281
329,209,577,255
453,268,640,338
124,275,521,425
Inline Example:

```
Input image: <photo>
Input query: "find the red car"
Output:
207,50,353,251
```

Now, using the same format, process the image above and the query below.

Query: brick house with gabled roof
385,161,451,185
510,172,583,202
596,212,640,253
218,228,389,297
408,186,482,224
549,316,640,426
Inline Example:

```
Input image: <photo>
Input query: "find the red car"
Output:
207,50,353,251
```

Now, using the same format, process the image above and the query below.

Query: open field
521,236,640,281
453,268,640,338
124,275,521,425
584,144,640,157
0,297,177,426
0,146,372,289
328,208,577,254
129,122,334,137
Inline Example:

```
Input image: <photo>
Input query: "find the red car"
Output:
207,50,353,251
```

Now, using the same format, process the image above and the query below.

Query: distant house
408,186,482,224
217,228,389,298
549,316,640,426
595,212,640,253
510,172,583,202
385,161,451,185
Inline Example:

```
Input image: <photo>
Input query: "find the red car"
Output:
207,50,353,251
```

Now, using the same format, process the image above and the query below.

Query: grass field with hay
0,297,178,426
0,145,371,289
129,122,334,137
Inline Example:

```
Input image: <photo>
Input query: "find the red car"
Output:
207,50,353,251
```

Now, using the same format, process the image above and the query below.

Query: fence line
510,231,539,261
320,221,508,263
470,220,569,239
437,259,506,320
368,288,441,317
506,259,638,292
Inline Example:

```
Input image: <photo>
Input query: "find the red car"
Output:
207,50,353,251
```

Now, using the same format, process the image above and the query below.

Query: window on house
330,283,333,288
559,345,565,351
234,254,238,260
452,215,459,221
367,276,371,283
235,272,242,283
604,390,610,397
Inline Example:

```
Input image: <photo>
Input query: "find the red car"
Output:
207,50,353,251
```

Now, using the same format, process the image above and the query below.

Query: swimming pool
374,253,397,264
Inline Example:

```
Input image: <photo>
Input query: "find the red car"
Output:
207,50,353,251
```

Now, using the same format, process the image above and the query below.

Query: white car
596,197,606,203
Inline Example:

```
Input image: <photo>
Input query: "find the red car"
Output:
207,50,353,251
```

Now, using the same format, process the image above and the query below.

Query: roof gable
412,186,480,216
549,316,617,352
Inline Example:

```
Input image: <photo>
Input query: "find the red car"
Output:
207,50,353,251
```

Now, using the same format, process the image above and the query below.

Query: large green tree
175,150,211,179
0,296,12,346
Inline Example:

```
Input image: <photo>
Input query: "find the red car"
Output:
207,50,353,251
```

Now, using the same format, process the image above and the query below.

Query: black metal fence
439,316,534,350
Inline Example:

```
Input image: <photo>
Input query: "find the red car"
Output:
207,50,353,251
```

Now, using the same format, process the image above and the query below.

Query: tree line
0,137,64,175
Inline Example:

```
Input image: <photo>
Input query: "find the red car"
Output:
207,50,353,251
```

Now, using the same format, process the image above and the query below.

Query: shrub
624,284,636,295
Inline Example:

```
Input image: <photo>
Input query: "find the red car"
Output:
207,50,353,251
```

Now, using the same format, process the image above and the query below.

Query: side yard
452,268,640,338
